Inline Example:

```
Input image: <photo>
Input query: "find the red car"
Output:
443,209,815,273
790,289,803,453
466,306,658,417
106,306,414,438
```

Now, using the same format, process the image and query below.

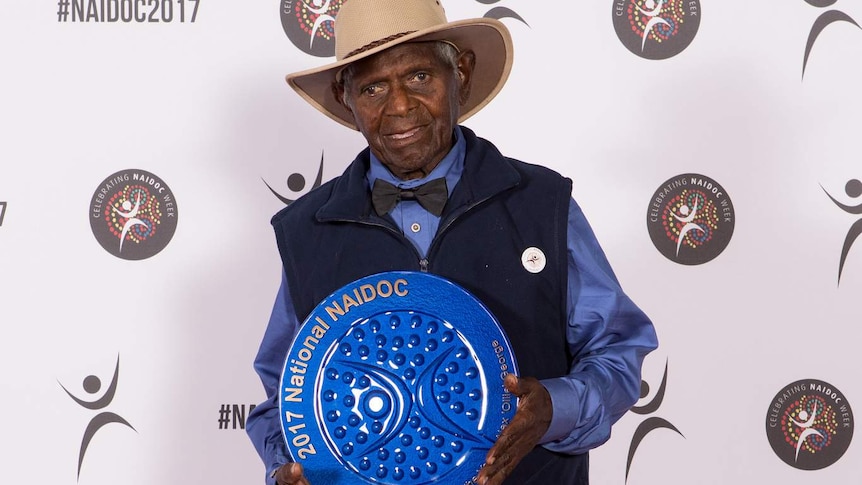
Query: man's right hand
274,463,311,485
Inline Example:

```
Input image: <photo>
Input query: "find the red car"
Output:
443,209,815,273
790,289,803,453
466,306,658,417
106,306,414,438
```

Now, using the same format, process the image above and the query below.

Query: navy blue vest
272,127,589,483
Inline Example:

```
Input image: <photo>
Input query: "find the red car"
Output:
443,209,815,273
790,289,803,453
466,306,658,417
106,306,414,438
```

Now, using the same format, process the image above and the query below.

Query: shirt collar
366,126,465,198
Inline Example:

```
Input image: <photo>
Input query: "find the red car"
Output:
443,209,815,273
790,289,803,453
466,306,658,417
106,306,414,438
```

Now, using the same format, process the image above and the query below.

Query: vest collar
315,126,521,224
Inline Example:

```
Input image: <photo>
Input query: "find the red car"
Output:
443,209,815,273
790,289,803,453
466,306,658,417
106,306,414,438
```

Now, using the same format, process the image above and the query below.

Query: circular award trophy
279,271,518,484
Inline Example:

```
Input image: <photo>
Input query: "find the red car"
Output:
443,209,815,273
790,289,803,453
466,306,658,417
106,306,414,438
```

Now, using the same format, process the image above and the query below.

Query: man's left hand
477,374,552,485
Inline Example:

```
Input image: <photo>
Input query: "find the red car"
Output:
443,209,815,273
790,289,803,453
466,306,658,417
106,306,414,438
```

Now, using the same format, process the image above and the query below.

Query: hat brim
286,18,513,130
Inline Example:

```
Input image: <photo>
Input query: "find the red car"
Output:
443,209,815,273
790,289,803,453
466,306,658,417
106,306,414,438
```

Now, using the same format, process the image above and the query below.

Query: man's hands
477,374,553,485
273,463,310,485
273,374,550,485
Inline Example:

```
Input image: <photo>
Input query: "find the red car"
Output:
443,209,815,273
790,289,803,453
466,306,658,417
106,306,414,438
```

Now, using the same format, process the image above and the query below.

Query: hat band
344,31,416,59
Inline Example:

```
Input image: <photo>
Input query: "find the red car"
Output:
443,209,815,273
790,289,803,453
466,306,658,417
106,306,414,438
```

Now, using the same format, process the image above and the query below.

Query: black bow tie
371,178,448,217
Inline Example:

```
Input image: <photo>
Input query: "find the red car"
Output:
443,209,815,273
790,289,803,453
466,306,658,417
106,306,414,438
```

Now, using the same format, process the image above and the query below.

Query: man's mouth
386,126,422,140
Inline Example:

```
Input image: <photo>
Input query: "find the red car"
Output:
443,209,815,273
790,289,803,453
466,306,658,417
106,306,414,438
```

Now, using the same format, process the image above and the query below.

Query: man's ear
332,81,351,113
456,50,476,106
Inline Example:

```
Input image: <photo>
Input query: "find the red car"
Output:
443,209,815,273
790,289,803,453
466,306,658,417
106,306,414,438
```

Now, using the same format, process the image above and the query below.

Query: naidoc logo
89,169,178,260
612,0,701,60
59,355,136,480
821,178,862,285
280,0,346,57
264,152,326,205
476,0,528,25
625,359,684,482
646,174,735,265
802,0,861,80
766,379,854,470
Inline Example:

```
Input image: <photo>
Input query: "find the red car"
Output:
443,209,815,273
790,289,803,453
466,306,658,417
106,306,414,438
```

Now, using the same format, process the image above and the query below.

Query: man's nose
384,83,416,115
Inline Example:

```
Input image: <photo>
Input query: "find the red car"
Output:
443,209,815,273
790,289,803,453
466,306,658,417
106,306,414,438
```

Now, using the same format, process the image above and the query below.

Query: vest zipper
425,194,498,268
330,192,500,273
328,217,426,269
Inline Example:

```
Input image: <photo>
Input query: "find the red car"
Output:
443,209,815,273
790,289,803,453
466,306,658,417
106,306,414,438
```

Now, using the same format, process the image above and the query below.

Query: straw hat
286,0,514,130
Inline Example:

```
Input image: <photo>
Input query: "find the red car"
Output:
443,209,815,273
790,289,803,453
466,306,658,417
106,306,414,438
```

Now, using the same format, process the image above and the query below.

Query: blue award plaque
279,271,518,484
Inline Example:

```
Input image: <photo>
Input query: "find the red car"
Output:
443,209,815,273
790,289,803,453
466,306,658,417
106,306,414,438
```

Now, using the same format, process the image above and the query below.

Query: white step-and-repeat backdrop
1,1,858,483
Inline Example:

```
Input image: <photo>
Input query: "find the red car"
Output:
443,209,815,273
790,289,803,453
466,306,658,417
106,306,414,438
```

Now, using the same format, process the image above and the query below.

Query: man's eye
362,85,382,96
412,72,429,82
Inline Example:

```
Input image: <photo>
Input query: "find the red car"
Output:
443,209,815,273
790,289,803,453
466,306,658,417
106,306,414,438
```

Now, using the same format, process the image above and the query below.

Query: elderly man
247,0,658,484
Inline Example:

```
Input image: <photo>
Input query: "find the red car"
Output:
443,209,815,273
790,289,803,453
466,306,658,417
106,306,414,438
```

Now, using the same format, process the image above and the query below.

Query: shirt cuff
267,466,279,485
266,440,290,485
538,377,580,444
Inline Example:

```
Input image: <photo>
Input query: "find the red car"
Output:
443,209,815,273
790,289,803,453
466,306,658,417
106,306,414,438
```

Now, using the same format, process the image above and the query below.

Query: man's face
337,42,474,180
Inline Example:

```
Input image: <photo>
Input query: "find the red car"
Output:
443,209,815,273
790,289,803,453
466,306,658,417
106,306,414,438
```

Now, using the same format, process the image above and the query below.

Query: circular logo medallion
280,0,346,57
89,169,178,260
612,0,701,60
765,379,854,470
279,271,518,484
521,247,546,274
646,173,734,265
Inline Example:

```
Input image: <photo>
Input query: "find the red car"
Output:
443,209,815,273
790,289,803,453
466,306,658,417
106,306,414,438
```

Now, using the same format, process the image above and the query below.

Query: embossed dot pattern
318,311,487,482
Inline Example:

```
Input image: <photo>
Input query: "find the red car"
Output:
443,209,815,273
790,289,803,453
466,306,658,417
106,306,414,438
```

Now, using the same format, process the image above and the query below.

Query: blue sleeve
538,199,658,453
247,271,300,485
